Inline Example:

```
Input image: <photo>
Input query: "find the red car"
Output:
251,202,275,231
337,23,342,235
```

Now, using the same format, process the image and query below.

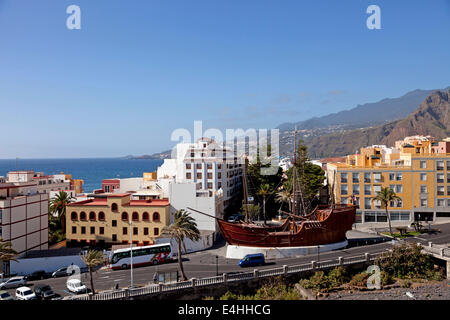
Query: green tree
373,187,400,236
240,203,260,220
162,210,200,281
257,184,272,224
49,191,74,234
0,238,18,263
276,180,293,213
81,250,105,295
286,140,325,213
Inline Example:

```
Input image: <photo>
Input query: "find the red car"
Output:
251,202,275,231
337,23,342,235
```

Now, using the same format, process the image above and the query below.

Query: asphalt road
4,222,450,299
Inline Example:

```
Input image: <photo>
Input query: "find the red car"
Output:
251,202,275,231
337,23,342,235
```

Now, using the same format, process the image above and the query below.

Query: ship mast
292,129,297,217
242,156,249,223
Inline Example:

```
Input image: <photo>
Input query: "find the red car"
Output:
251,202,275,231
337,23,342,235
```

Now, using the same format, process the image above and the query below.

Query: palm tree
81,250,105,295
162,209,200,281
276,181,293,213
257,184,272,224
373,187,400,236
49,191,74,234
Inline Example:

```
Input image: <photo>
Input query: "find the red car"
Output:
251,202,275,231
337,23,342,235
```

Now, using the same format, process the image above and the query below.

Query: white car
0,276,27,289
66,279,87,294
15,286,37,300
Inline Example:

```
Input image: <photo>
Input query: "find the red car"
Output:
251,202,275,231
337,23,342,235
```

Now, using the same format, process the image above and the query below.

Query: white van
66,279,87,294
15,286,37,300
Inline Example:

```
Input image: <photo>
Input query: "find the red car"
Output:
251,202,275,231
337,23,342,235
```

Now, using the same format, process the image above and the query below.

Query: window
352,184,360,195
207,163,212,170
71,212,78,220
90,227,95,234
121,212,128,221
340,173,347,183
397,198,403,208
72,226,76,234
111,203,118,212
104,185,110,193
420,199,428,207
436,160,444,170
89,211,96,221
352,173,360,183
373,173,382,183
132,212,139,221
364,173,371,183
123,227,128,235
419,161,427,169
389,173,395,181
133,227,138,235
81,227,86,234
373,185,382,193
447,160,450,170
437,186,445,196
207,173,212,179
154,228,159,236
218,164,222,170
373,199,382,209
100,227,104,235
389,185,395,192
396,185,403,193
144,227,149,235
364,185,371,195
196,163,202,169
186,172,191,179
364,198,372,209
396,173,402,181
207,182,213,189
112,234,117,242
186,163,191,169
420,185,427,193
80,211,86,220
437,173,444,183
153,212,160,222
420,173,427,181
218,182,222,188
112,220,117,227
142,212,149,221
341,197,348,204
98,211,105,221
437,199,445,207
341,184,348,195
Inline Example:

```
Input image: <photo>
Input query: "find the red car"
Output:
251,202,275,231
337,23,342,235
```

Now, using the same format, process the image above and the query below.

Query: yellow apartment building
327,136,450,225
66,193,170,248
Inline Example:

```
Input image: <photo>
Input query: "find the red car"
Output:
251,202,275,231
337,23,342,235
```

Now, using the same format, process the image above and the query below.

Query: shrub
348,272,368,287
327,267,350,288
299,271,330,290
375,243,443,280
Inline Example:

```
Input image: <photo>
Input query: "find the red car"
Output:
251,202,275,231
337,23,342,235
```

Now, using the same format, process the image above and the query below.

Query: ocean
0,158,163,193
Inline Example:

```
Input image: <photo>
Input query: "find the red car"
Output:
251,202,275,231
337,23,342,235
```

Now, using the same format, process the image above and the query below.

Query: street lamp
129,219,133,289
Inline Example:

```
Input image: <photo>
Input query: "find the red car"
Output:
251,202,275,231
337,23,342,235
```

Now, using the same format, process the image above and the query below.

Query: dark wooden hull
218,205,356,247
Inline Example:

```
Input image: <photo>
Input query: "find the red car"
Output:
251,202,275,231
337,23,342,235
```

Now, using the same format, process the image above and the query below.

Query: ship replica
188,131,356,248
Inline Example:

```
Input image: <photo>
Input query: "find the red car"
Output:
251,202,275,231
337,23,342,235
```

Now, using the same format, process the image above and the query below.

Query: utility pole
129,219,133,289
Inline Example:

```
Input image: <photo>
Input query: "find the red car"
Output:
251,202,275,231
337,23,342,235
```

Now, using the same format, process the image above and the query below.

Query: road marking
100,276,110,279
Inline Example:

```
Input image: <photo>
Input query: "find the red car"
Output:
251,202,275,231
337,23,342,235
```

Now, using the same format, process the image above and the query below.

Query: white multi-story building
0,182,49,274
6,171,71,195
158,137,242,209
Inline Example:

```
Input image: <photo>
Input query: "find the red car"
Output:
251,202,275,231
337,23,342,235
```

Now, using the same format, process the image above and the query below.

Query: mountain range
285,88,450,158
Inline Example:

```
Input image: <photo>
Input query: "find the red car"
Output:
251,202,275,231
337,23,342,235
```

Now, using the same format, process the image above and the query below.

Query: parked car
34,284,56,300
25,270,49,281
0,290,14,301
52,267,73,278
66,279,87,294
238,253,265,267
15,287,37,300
0,276,27,289
228,214,243,222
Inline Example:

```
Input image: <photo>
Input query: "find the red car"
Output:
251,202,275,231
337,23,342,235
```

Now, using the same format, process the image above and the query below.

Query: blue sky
0,0,449,158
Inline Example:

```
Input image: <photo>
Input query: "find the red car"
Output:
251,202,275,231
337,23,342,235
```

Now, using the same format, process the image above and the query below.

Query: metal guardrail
65,251,381,300
65,245,448,300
